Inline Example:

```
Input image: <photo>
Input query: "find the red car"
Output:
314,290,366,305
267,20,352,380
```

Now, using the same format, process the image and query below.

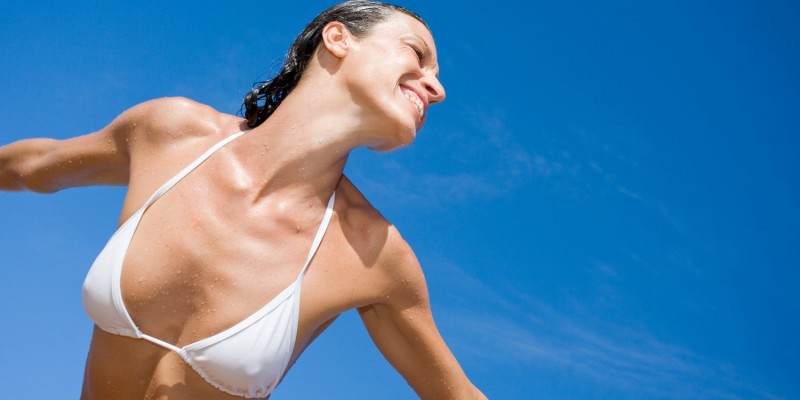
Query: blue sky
1,1,798,399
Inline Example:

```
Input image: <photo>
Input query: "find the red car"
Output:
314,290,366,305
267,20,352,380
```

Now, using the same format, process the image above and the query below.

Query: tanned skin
0,13,486,400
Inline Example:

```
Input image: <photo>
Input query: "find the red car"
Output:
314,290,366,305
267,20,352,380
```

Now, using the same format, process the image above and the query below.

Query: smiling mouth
402,88,425,121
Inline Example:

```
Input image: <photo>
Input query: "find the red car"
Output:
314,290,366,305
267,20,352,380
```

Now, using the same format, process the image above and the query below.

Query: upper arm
0,133,128,193
0,97,201,193
357,229,486,399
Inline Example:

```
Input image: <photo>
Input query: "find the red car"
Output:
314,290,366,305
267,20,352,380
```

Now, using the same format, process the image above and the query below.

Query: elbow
470,386,488,400
26,182,62,194
449,377,487,400
419,384,487,400
0,157,59,193
20,163,62,193
457,383,487,400
0,158,26,192
0,139,65,193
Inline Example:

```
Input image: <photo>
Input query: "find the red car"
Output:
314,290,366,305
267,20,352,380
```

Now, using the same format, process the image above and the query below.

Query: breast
116,181,329,347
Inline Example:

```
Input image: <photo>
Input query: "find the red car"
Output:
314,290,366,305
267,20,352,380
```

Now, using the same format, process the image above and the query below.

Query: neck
235,77,367,204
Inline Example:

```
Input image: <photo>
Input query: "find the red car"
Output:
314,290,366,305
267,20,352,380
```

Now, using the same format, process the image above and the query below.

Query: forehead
370,13,437,55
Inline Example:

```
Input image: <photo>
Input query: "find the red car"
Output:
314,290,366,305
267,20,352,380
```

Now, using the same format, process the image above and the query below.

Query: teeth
404,90,425,120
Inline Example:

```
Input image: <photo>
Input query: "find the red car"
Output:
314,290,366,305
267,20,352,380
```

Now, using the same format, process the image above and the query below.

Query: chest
116,182,369,347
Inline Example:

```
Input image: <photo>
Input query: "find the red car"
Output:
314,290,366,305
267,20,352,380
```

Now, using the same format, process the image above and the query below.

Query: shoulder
336,176,427,306
113,97,245,169
115,97,242,217
113,97,229,145
120,96,212,118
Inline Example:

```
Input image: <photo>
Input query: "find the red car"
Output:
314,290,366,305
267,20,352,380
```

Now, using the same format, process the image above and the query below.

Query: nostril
425,83,445,104
424,85,437,101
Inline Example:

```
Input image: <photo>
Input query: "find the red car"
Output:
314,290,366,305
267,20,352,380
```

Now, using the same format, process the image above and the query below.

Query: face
339,13,446,151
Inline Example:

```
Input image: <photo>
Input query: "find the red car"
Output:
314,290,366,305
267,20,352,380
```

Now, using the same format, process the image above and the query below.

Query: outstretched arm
358,230,487,399
0,97,208,193
0,119,131,193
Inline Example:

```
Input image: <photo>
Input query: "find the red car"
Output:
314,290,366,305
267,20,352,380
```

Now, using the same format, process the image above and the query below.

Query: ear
321,22,352,59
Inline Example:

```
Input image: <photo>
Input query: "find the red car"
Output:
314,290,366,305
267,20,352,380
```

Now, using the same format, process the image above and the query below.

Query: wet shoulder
336,176,421,287
336,175,392,260
118,98,243,220
121,97,246,171
121,97,235,148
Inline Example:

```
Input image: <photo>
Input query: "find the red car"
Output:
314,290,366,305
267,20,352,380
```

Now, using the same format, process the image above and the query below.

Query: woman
0,1,485,399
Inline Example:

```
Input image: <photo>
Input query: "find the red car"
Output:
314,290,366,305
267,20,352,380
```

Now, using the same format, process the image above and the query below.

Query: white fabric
82,130,336,398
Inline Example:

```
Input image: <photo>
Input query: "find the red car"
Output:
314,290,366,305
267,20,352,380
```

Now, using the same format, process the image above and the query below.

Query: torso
81,100,393,399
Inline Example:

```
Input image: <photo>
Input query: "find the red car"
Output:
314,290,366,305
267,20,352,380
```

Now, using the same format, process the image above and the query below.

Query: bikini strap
140,130,249,210
298,191,336,279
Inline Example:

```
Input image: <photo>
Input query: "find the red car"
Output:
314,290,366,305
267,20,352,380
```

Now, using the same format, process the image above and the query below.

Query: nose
422,74,446,104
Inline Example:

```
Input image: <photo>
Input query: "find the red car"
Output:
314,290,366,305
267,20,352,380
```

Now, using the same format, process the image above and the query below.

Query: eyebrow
418,36,431,57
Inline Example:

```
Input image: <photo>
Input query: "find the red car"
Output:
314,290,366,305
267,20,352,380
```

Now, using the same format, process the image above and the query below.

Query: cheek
345,62,399,104
340,50,414,122
345,51,383,82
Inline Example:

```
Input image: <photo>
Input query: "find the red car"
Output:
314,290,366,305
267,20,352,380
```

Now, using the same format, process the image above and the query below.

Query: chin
366,103,421,151
376,120,419,152
369,129,417,152
369,139,412,153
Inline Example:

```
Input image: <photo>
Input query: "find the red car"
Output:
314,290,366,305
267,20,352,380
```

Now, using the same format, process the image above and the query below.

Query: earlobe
321,22,351,59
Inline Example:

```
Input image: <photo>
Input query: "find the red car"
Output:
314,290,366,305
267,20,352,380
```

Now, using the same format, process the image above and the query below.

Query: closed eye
408,44,425,64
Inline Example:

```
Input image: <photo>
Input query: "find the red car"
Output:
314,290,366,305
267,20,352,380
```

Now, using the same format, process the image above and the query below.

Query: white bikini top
82,130,336,398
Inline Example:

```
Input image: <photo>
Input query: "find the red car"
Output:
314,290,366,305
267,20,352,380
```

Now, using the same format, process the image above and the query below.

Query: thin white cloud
553,128,688,234
431,259,785,400
348,105,562,206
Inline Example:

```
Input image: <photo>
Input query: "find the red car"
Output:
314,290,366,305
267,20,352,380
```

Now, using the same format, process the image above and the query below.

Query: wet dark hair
242,1,427,128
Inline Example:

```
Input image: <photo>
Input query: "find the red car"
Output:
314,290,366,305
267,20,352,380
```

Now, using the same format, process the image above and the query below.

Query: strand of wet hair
241,1,426,129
